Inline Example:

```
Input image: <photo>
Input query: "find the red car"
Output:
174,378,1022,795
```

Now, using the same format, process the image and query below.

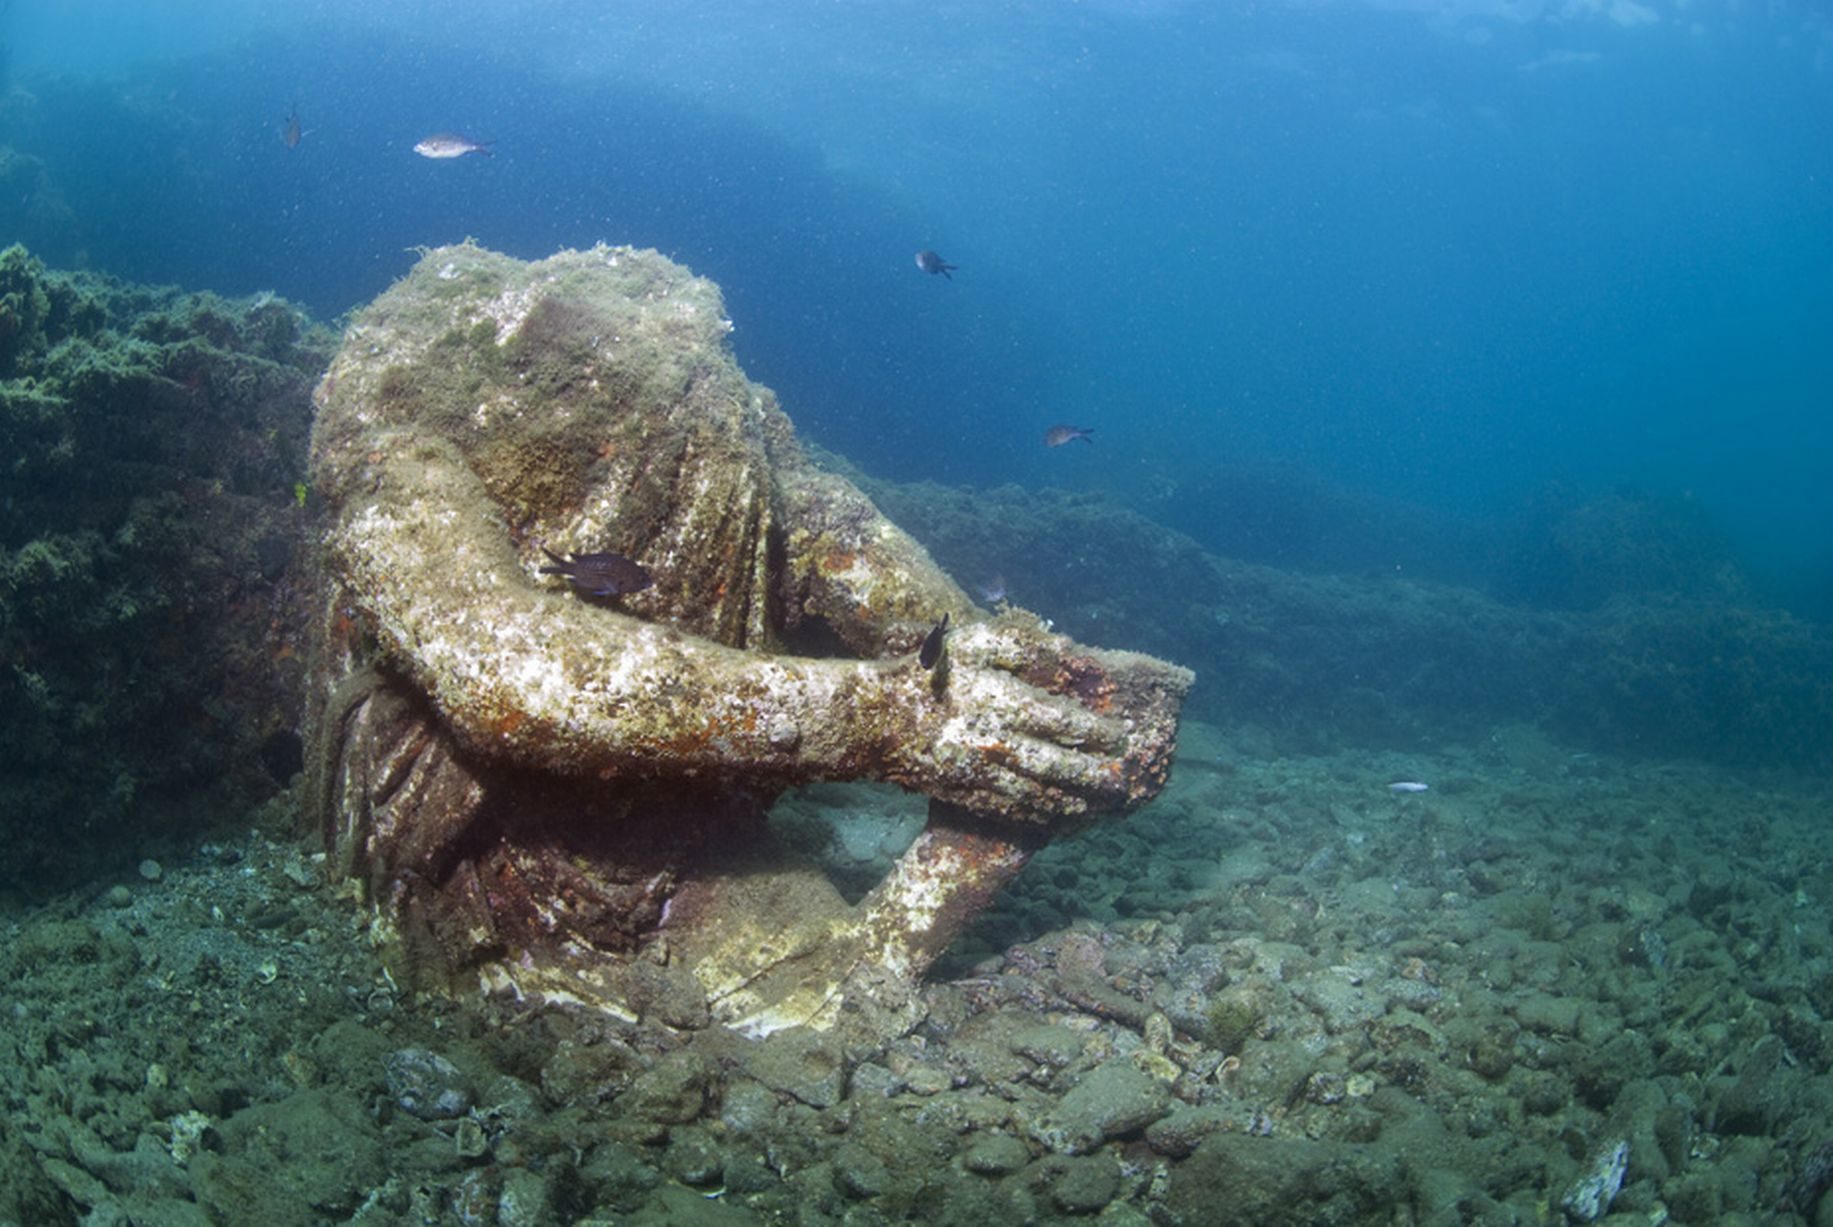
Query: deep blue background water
4,0,1830,613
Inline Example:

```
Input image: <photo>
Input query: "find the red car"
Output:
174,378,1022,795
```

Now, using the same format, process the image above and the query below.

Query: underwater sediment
7,727,1833,1224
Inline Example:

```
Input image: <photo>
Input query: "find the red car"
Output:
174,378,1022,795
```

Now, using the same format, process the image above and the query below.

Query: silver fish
414,133,493,159
1387,781,1430,793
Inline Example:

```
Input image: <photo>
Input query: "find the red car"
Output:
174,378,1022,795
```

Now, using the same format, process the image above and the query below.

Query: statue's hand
880,620,1190,823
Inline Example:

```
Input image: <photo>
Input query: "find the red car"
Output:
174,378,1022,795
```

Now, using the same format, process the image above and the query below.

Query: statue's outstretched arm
325,433,1188,823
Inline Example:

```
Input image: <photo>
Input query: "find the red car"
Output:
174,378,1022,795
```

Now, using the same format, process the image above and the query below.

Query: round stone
1051,1154,1121,1214
963,1133,1031,1176
454,1116,489,1159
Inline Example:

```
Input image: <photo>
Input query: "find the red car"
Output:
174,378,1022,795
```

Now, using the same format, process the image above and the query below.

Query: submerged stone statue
305,243,1190,1036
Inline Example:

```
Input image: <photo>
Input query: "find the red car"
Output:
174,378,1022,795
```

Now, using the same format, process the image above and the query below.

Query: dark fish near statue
919,613,950,670
540,547,653,597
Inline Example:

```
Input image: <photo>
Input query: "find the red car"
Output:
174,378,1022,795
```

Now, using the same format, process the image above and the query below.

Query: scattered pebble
5,742,1829,1222
386,1048,474,1121
454,1115,489,1159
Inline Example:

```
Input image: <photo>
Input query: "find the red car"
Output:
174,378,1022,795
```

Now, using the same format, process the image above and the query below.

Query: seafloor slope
2,727,1831,1224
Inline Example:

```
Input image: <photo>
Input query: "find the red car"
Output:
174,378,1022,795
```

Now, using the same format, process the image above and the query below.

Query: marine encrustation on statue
305,243,1190,1037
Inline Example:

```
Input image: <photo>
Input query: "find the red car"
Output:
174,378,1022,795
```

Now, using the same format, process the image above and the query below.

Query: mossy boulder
0,243,103,375
1204,987,1266,1054
0,247,335,890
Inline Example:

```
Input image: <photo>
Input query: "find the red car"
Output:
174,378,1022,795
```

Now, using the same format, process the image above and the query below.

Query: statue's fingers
1009,696,1124,754
980,735,1117,798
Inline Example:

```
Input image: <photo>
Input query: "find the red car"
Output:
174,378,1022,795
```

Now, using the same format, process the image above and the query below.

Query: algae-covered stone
384,1047,474,1121
1512,991,1582,1037
1204,986,1267,1052
1047,1152,1122,1214
0,246,332,890
1165,1131,1406,1226
740,1027,848,1109
1030,1059,1170,1155
963,1132,1032,1175
192,1089,386,1225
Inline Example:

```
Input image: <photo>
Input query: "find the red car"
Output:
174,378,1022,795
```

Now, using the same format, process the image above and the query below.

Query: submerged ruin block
305,243,1190,1036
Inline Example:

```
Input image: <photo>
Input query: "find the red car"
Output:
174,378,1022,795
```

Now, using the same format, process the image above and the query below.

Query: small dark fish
1044,425,1094,447
918,612,950,670
282,105,304,149
540,547,652,597
415,133,493,159
914,250,957,279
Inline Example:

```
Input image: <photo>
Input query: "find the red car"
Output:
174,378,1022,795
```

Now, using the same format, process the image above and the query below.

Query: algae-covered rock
1030,1060,1171,1155
0,147,75,266
1165,1131,1406,1226
306,243,1190,1034
1203,987,1266,1054
191,1089,387,1225
0,246,334,889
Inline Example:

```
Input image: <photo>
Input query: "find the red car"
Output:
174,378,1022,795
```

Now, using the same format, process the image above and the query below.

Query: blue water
4,0,1830,612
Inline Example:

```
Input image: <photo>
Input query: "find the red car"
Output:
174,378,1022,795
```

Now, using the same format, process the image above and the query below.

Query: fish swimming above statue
1044,425,1094,448
539,547,653,597
919,613,950,670
414,133,493,159
914,250,957,279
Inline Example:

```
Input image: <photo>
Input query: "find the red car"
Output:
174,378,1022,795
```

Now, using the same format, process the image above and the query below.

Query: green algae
1203,988,1266,1055
0,247,335,891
